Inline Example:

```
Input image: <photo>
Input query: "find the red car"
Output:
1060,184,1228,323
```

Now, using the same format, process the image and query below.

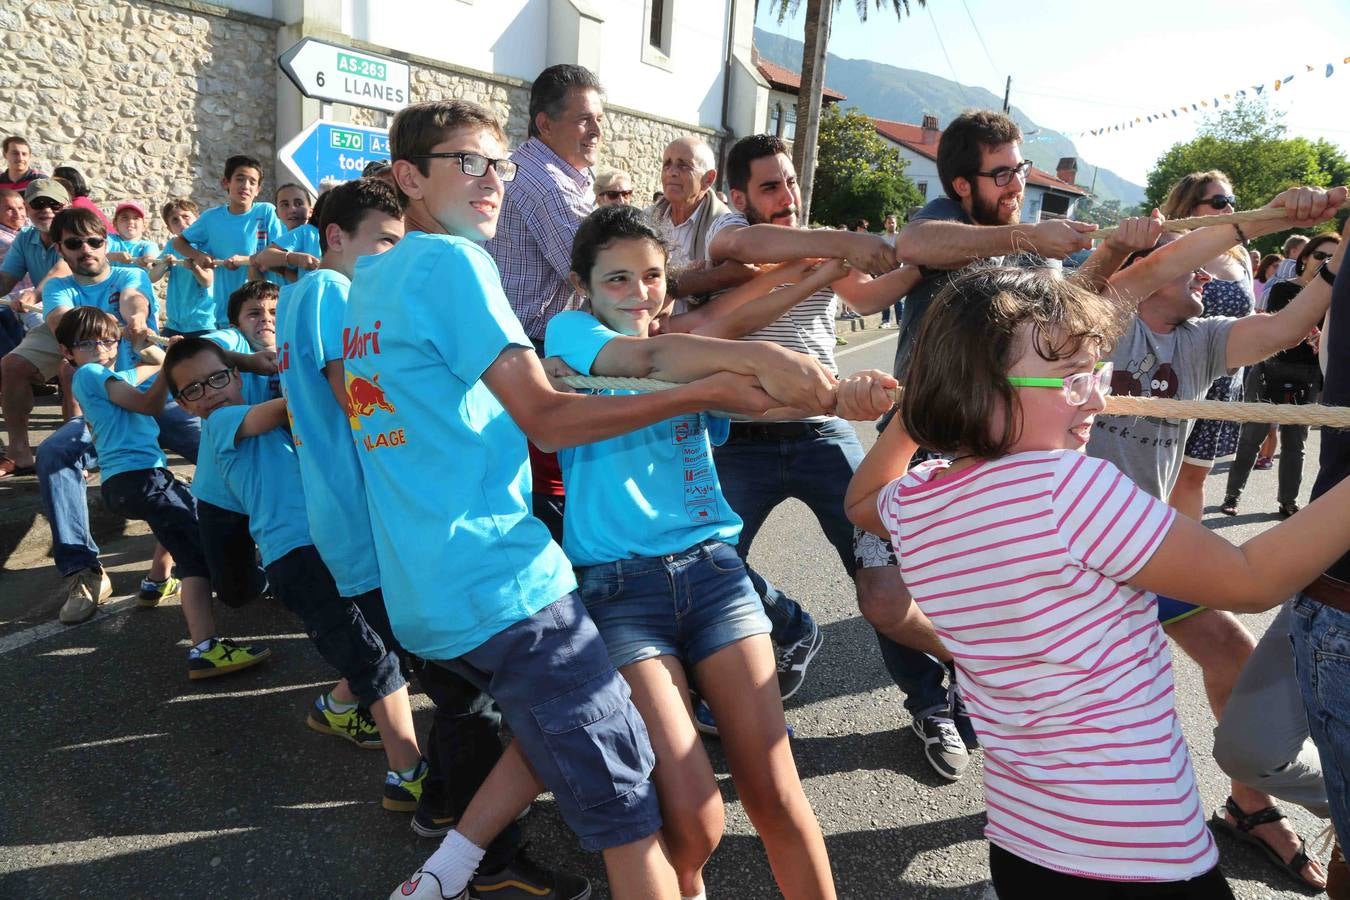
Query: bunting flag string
1071,55,1349,139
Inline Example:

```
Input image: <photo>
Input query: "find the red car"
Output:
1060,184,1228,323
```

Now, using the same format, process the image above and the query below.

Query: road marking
835,331,897,359
0,594,138,658
164,680,333,704
53,732,169,752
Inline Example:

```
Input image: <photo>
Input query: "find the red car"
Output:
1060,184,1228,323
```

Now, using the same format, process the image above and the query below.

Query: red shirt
0,169,43,192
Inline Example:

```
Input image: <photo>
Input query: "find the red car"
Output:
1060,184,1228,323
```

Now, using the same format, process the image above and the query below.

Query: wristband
1318,260,1338,286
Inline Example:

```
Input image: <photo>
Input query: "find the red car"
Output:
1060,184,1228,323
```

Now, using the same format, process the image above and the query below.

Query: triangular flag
1254,84,1265,94
1135,116,1142,123
1327,64,1335,77
1237,89,1246,97
1284,73,1295,83
1201,100,1209,107
1223,93,1231,100
1306,64,1315,72
1275,79,1283,90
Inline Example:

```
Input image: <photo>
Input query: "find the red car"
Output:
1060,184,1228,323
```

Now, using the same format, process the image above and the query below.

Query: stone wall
0,0,278,247
345,53,725,203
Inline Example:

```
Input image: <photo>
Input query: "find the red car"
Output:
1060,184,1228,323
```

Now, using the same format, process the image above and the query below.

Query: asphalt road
0,328,1329,899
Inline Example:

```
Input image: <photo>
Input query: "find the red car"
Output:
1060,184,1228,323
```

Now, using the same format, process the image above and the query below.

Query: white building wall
884,141,941,201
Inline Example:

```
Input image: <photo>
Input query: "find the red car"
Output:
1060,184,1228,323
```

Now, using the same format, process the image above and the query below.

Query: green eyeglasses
1007,362,1114,407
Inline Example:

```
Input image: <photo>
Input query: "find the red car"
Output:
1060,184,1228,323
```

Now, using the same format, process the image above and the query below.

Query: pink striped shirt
878,451,1217,882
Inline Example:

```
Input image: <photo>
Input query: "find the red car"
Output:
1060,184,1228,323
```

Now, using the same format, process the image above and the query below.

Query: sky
755,0,1350,186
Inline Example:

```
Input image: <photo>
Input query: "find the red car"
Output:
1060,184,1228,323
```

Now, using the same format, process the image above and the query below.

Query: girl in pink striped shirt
841,266,1350,899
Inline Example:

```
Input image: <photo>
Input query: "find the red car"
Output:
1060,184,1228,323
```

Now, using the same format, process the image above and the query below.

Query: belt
1304,574,1350,614
725,421,821,441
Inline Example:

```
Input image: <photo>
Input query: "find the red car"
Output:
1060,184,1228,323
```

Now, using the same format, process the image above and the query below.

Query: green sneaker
305,693,383,749
137,576,181,608
383,759,428,812
187,637,271,680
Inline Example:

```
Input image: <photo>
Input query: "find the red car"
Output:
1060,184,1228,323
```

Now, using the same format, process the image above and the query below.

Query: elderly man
0,179,71,477
647,136,756,308
592,168,633,207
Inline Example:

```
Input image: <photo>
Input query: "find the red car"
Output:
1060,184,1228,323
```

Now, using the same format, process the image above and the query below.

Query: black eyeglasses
410,152,517,182
175,368,232,401
30,199,64,211
975,160,1032,187
72,338,119,352
61,236,105,250
1311,249,1336,262
599,190,633,201
1196,194,1236,211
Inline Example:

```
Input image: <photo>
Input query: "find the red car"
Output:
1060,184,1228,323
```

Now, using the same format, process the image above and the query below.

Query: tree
1144,98,1348,252
763,0,926,223
811,104,922,227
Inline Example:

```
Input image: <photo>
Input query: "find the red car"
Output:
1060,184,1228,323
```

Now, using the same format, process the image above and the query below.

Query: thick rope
1090,200,1350,241
560,375,1350,428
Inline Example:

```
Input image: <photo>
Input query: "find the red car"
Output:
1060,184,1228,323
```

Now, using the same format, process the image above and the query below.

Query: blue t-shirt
0,226,59,284
546,311,741,565
44,268,156,370
180,203,284,326
277,270,379,596
275,223,321,281
158,244,215,333
189,328,276,513
344,232,575,659
107,234,160,266
201,403,312,567
72,364,166,480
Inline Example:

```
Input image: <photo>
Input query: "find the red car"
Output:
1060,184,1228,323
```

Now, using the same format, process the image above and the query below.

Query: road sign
278,37,410,113
277,119,391,196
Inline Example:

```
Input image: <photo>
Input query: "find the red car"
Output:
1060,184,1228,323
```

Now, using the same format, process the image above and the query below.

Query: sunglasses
30,199,64,211
599,190,633,201
71,338,119,352
61,236,106,250
1007,362,1114,407
1310,250,1336,262
410,152,517,182
975,160,1032,188
1195,194,1236,211
175,368,233,402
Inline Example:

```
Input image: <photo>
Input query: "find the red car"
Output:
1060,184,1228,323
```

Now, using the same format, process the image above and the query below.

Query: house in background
874,114,1087,222
753,52,846,146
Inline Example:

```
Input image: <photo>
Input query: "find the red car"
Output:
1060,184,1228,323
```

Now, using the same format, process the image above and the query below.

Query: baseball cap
363,160,392,177
23,179,70,206
114,201,148,219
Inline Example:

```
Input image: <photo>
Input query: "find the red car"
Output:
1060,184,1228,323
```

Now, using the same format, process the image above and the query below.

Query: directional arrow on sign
278,37,410,114
277,119,391,195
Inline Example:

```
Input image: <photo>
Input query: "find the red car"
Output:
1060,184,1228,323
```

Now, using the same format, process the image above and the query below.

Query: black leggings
989,845,1235,899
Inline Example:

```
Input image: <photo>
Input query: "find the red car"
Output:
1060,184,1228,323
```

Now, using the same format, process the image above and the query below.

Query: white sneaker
390,870,467,900
58,568,112,624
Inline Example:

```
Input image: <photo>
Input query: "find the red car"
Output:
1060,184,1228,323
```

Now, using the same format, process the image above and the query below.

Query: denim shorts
265,545,406,707
436,592,662,852
101,468,207,579
576,540,772,670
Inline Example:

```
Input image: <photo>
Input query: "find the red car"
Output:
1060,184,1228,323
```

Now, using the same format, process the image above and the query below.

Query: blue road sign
277,119,391,195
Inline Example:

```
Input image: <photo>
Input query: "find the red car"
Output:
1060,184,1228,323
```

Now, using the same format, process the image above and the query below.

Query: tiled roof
873,117,1088,196
755,57,846,101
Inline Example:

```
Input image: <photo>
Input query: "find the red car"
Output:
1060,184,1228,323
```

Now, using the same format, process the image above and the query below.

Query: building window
769,103,782,137
784,104,797,141
916,181,928,199
642,0,673,69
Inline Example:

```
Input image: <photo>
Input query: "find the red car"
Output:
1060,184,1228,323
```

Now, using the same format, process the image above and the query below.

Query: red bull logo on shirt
345,372,405,449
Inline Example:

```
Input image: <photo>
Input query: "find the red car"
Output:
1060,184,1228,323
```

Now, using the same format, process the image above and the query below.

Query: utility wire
924,4,969,104
959,0,1001,78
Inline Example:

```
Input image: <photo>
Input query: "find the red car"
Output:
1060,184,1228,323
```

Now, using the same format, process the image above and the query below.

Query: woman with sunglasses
1159,170,1255,521
1222,232,1339,517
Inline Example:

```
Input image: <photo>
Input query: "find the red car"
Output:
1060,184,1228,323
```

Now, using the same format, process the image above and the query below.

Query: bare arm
587,329,836,413
668,259,849,339
893,217,1097,268
1131,474,1350,612
711,223,897,276
232,398,290,442
228,349,278,376
172,235,213,268
482,346,784,453
253,245,320,274
671,260,758,299
1068,212,1165,293
833,264,922,315
845,412,921,538
325,359,348,412
102,369,170,416
0,272,20,296
145,256,172,284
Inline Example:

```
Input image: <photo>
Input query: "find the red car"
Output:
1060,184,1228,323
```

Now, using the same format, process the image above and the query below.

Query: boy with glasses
54,305,268,676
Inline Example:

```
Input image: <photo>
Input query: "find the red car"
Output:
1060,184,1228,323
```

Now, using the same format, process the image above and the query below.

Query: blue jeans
1290,594,1350,843
714,418,864,646
36,402,200,576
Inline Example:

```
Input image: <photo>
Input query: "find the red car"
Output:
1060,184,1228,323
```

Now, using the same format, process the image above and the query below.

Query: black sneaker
776,620,824,700
470,847,591,900
411,802,457,839
911,712,970,781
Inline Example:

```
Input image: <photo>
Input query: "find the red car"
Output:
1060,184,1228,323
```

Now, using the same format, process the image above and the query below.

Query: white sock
420,829,484,895
324,691,358,714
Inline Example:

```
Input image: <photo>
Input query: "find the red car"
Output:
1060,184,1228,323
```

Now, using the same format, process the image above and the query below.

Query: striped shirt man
878,450,1218,882
485,136,593,341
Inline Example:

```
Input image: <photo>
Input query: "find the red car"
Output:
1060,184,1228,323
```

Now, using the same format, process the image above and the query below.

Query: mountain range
752,28,1147,207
